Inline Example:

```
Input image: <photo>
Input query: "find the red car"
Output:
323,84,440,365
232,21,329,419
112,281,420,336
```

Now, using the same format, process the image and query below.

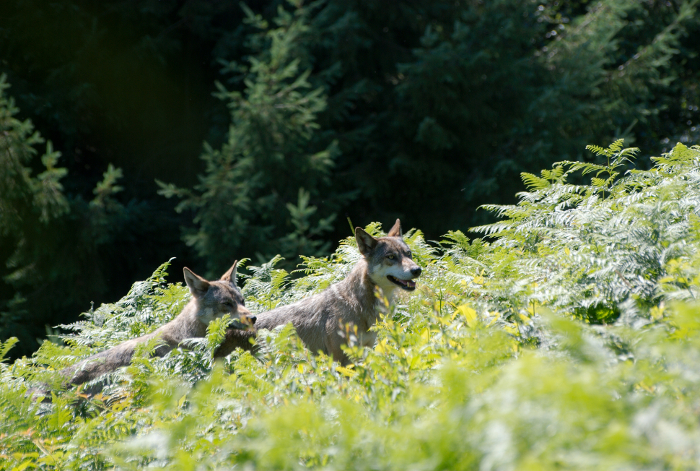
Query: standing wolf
61,261,254,392
215,220,422,365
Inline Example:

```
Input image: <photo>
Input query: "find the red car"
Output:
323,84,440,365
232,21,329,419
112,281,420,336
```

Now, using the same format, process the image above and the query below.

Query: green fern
4,142,700,470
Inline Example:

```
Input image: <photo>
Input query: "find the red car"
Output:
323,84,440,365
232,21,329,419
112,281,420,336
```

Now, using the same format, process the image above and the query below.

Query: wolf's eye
386,254,396,260
223,301,234,308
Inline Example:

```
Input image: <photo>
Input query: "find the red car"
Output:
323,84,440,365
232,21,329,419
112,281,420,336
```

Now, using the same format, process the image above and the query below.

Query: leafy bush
3,141,700,469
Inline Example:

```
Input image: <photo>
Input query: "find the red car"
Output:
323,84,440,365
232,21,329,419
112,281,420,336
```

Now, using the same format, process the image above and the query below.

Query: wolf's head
355,219,422,295
182,261,256,328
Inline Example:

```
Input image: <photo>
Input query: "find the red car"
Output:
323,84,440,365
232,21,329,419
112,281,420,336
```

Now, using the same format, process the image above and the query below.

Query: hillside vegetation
2,141,700,469
2,0,699,355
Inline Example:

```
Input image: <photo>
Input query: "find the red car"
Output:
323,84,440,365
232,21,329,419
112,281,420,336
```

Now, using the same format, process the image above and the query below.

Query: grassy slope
2,141,700,470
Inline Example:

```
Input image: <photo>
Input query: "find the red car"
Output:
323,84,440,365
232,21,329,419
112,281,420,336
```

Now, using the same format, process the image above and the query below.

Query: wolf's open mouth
387,275,416,291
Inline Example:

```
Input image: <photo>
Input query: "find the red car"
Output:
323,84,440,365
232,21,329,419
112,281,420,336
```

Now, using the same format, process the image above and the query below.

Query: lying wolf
215,220,422,365
59,261,254,393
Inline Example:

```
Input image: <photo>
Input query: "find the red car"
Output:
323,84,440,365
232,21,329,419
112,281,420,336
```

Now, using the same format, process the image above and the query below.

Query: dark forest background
1,0,699,357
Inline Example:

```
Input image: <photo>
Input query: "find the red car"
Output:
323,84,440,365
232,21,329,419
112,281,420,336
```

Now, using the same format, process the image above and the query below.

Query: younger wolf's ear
183,267,210,297
355,227,378,256
220,260,238,286
386,218,402,238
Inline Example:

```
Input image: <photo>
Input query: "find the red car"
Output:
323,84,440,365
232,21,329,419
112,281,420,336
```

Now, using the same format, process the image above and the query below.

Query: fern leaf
521,172,550,191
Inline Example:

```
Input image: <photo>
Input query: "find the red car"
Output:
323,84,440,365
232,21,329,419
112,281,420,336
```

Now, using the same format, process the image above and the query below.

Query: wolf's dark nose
248,315,257,325
411,266,422,277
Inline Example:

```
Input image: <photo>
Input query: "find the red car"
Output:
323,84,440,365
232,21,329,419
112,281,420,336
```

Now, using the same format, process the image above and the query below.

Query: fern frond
585,144,607,156
521,172,550,191
558,160,608,176
0,337,18,363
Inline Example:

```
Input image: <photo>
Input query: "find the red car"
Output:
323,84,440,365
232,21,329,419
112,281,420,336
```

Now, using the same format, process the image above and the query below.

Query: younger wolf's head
183,261,255,328
356,219,422,295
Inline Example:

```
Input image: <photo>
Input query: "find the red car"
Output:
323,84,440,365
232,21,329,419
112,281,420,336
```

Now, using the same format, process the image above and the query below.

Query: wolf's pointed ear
387,218,402,238
220,260,238,286
183,267,210,297
355,227,378,256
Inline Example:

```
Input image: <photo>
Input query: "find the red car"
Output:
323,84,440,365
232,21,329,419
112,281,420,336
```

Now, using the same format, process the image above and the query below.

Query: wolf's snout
411,266,422,277
248,315,257,325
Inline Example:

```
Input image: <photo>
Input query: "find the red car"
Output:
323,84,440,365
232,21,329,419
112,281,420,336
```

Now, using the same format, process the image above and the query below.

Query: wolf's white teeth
387,275,416,290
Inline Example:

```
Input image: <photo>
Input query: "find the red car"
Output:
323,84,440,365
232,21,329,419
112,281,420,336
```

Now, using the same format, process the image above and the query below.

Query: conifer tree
0,74,70,348
159,2,343,276
0,75,148,357
388,0,698,227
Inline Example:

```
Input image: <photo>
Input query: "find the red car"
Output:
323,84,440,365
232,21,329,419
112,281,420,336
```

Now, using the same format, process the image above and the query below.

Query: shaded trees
0,76,126,353
382,0,699,227
158,3,344,275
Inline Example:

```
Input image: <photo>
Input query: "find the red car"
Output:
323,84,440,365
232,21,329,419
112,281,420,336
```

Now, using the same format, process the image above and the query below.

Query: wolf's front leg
324,320,353,366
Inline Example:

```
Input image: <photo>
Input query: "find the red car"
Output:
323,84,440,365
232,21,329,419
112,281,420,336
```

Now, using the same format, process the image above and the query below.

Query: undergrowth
2,141,700,469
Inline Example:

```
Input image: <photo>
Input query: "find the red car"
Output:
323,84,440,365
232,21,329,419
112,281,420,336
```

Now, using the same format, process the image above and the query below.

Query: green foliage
0,73,68,239
158,3,344,275
0,75,169,358
0,88,68,232
389,0,699,228
471,141,700,330
3,142,700,469
2,0,700,357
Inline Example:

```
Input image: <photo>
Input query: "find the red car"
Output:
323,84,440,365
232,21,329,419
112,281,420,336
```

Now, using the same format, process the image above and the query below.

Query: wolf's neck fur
157,300,208,340
333,258,397,322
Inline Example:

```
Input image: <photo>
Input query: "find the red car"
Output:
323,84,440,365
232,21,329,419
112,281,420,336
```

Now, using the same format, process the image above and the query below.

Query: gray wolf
215,220,421,365
60,261,254,393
